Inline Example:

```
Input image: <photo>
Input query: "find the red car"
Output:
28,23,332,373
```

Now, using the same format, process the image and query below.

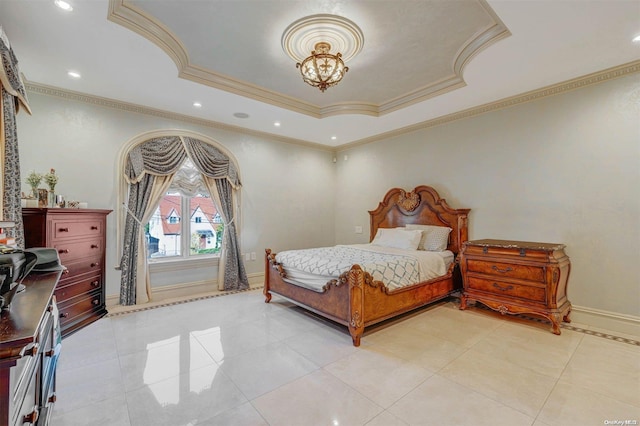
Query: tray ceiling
0,0,638,147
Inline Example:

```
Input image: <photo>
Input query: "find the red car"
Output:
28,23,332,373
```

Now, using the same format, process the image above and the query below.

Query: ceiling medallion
282,14,364,93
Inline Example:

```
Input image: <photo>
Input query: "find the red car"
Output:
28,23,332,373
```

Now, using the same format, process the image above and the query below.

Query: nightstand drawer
466,259,545,282
467,276,546,303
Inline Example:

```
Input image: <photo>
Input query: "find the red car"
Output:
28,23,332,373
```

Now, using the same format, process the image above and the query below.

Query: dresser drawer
58,292,103,327
9,343,38,422
55,275,102,304
58,257,103,283
53,238,103,263
50,218,103,241
467,276,546,303
466,259,545,283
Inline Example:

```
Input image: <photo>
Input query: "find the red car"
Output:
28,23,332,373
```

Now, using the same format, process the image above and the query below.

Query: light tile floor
51,289,640,426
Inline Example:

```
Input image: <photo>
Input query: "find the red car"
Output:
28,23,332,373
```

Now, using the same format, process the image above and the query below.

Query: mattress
275,244,454,292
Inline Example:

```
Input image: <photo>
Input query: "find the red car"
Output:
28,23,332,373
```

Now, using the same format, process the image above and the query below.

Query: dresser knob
22,408,38,424
45,349,55,357
91,262,99,267
23,343,39,357
59,227,69,232
60,312,69,318
91,244,99,249
91,226,98,230
91,280,99,287
92,299,100,305
58,249,69,254
491,265,513,274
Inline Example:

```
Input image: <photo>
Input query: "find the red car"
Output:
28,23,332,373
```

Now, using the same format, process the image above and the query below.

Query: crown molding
107,0,509,118
23,60,639,154
24,80,333,152
337,59,640,152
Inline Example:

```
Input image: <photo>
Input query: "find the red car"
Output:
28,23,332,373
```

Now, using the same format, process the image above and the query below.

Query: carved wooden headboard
368,185,470,254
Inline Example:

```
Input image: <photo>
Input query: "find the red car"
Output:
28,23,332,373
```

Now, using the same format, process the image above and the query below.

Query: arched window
117,131,248,305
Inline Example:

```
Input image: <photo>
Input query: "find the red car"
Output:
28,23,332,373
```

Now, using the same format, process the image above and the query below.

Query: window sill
148,256,220,273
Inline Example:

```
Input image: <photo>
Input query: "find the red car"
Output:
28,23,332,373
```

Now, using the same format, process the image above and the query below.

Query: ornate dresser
0,271,62,426
459,239,572,334
22,208,112,337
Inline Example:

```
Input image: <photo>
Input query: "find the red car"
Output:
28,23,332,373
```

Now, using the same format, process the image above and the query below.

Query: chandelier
282,14,364,93
297,42,348,92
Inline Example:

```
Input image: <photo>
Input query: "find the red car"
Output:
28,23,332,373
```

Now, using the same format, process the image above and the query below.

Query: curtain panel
0,28,31,248
120,135,248,305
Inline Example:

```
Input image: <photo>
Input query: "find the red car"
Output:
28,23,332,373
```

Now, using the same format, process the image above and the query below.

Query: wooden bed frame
264,185,470,346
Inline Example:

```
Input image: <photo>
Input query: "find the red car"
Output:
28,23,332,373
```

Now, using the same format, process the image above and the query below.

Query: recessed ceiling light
233,112,249,119
54,0,73,11
67,70,81,79
193,102,202,108
633,34,640,43
274,122,281,127
331,136,337,140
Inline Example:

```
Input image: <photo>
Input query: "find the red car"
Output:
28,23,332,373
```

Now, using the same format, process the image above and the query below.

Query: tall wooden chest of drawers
459,239,572,334
22,208,112,338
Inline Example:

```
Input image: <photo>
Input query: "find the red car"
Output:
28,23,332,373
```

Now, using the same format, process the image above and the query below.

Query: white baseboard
106,272,265,310
570,305,640,338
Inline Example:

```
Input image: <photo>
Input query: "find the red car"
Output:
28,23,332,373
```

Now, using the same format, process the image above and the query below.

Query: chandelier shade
296,42,348,92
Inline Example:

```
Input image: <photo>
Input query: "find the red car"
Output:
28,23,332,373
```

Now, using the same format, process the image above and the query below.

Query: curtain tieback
122,203,144,226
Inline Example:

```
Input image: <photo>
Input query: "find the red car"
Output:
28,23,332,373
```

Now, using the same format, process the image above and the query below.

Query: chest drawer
466,259,545,283
58,292,103,328
467,276,546,303
50,219,103,241
53,238,103,263
58,257,103,283
55,275,102,304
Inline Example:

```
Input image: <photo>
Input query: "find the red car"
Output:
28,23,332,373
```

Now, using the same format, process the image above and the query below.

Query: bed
264,185,470,346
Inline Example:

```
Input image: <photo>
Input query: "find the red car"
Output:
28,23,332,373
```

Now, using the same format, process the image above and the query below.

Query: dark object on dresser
0,270,62,426
459,239,572,334
22,208,112,338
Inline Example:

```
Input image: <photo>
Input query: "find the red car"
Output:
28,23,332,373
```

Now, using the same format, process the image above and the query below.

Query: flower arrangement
25,171,43,197
44,168,59,192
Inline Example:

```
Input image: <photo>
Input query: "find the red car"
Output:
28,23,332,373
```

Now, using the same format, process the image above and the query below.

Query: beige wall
16,92,336,296
15,71,640,322
334,73,640,318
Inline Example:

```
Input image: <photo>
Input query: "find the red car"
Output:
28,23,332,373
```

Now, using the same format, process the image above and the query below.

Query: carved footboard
265,249,369,346
264,249,457,346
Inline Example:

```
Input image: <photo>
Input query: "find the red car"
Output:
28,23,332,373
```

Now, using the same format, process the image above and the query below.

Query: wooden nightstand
459,239,572,334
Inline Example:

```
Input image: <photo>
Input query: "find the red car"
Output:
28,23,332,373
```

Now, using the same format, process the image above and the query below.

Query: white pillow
405,224,452,251
371,228,423,250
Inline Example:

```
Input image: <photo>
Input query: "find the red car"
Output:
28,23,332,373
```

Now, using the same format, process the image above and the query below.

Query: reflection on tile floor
52,290,640,426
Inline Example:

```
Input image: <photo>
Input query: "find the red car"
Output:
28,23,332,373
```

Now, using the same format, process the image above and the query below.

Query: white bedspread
275,244,453,292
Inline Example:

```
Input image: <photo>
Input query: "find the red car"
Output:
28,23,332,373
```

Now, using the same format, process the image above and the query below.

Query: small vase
49,191,56,207
37,188,48,208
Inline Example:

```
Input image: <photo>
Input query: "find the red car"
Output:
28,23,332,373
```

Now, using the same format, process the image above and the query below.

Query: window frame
147,192,221,264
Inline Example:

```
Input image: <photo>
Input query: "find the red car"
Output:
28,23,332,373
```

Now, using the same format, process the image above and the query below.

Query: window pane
146,192,182,258
189,194,223,256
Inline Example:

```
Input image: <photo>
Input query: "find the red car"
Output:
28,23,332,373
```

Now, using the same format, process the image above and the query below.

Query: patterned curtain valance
0,27,31,115
125,135,241,189
125,136,186,183
183,136,241,188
